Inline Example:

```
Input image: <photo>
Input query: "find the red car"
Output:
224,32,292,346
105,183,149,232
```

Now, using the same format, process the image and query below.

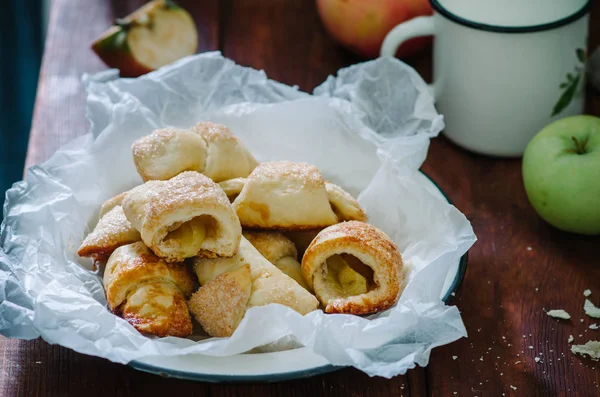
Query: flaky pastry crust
131,122,257,183
243,231,309,290
192,237,318,316
188,264,252,337
104,242,195,337
232,161,366,230
122,171,241,262
190,122,259,182
301,221,403,315
77,206,140,260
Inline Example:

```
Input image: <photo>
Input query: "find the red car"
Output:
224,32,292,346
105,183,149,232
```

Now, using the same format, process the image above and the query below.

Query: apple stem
164,0,178,9
114,18,132,30
571,136,587,154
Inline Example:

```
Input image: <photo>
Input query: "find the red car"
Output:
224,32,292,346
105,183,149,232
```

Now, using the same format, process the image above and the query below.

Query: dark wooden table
2,0,600,396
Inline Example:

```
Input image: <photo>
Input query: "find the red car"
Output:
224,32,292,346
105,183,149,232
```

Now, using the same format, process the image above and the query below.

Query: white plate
130,171,468,382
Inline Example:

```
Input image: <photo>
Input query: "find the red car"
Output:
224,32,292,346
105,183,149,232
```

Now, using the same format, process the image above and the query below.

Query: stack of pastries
78,122,405,338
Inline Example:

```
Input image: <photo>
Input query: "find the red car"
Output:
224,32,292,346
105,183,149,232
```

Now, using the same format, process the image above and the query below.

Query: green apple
522,115,600,235
92,0,197,77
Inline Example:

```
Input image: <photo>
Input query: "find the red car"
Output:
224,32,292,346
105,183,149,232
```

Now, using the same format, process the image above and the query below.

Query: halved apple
92,0,198,77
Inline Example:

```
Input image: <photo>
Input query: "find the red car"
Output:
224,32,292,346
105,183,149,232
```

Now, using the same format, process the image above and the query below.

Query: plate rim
129,170,469,382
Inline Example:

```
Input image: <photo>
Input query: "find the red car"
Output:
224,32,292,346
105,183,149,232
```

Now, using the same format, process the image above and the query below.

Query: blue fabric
0,0,43,220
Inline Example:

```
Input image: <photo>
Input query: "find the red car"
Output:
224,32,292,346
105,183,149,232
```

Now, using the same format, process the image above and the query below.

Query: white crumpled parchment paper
0,53,476,378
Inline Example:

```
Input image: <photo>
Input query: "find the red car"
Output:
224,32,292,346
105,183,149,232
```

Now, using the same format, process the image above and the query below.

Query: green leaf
560,82,568,89
576,48,586,63
567,73,574,81
552,74,581,116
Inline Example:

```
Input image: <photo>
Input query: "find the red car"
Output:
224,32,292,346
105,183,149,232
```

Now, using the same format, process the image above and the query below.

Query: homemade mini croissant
99,191,129,217
77,191,140,260
218,177,246,202
104,242,196,337
243,231,310,291
220,161,367,230
132,122,258,182
122,171,242,262
189,237,319,336
302,221,403,315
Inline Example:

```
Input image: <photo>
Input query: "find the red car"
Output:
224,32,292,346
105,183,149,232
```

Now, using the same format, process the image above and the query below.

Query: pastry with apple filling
243,231,310,291
189,237,319,337
220,161,367,230
302,221,404,315
77,191,140,261
104,241,196,337
122,171,242,262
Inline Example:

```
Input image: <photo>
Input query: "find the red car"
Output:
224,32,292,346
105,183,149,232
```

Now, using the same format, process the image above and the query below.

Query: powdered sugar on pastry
302,221,403,315
122,171,241,262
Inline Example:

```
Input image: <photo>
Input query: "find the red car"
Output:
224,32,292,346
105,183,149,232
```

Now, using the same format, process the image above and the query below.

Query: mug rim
430,0,591,33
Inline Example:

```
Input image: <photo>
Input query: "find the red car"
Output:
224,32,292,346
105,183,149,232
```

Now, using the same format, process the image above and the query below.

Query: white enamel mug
381,0,591,157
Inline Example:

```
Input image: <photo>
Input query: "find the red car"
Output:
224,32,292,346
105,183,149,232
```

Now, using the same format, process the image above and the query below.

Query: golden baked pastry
218,177,246,202
104,241,195,337
189,122,259,182
77,191,139,260
77,205,141,260
99,191,129,217
188,265,252,337
243,231,310,291
131,122,258,182
122,171,242,262
190,237,319,336
224,161,367,230
325,182,367,222
301,221,403,315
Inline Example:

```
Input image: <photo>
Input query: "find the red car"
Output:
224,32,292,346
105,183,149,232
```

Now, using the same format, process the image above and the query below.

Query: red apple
317,0,433,59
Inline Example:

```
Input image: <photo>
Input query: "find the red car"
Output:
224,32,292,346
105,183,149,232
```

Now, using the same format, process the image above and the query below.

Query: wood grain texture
0,338,409,397
421,2,600,396
9,1,412,396
5,0,600,396
24,0,110,170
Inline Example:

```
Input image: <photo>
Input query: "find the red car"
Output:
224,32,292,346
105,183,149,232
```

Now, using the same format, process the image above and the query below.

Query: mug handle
380,16,436,96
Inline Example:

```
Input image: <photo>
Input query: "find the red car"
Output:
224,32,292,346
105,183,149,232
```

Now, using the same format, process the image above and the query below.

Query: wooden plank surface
4,0,600,396
10,1,413,396
421,3,600,396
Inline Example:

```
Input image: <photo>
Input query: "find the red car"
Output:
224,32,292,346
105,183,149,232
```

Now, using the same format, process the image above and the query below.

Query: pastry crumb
584,289,592,297
510,385,517,390
526,247,532,251
546,309,571,320
590,324,599,330
584,300,600,318
452,355,458,360
570,340,600,361
534,357,541,363
568,335,574,343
